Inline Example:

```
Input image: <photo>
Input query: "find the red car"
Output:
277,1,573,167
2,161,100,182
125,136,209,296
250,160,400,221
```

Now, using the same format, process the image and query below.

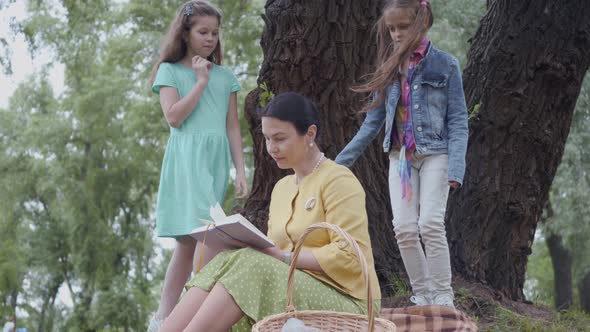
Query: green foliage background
0,0,588,330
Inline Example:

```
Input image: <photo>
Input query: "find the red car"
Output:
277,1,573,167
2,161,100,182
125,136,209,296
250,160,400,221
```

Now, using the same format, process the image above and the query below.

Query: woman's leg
417,154,454,305
155,236,197,320
192,239,224,272
159,287,210,331
184,283,244,332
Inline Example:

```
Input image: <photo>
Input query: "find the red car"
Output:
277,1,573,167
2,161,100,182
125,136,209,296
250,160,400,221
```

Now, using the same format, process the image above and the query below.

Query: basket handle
285,222,375,332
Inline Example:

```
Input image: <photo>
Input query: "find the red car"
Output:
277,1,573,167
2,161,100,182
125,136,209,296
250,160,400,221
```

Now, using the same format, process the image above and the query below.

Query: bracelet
282,252,292,266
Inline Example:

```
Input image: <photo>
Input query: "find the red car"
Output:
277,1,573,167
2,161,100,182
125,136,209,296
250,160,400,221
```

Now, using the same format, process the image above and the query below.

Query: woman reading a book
160,92,381,332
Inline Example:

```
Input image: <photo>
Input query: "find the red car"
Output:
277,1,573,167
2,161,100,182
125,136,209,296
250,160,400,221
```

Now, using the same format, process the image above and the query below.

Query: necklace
311,152,325,173
296,152,325,184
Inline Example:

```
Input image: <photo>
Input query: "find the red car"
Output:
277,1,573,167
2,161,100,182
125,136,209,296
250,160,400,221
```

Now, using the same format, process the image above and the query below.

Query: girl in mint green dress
146,2,248,330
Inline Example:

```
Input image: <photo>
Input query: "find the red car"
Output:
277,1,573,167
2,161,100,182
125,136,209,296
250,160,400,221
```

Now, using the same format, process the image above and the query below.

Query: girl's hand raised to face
192,55,212,81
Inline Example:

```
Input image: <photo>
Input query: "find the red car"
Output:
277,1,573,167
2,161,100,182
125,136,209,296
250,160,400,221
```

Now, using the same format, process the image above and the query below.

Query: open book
189,203,274,251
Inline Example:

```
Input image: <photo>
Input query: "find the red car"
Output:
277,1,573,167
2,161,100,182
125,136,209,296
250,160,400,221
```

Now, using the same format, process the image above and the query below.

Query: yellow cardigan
267,159,381,300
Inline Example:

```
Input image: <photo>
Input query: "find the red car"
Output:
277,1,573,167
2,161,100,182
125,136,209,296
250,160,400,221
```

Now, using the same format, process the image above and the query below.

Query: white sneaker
410,295,432,306
147,314,164,332
433,293,455,308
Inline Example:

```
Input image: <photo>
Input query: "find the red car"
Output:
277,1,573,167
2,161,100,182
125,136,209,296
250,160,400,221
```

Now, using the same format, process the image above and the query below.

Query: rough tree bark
242,0,404,292
446,0,590,300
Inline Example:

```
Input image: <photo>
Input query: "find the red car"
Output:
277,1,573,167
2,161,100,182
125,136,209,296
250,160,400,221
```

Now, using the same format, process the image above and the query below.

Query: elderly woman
160,92,381,332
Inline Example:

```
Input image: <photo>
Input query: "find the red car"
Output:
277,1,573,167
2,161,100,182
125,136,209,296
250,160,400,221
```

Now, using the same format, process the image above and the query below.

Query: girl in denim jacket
335,0,468,308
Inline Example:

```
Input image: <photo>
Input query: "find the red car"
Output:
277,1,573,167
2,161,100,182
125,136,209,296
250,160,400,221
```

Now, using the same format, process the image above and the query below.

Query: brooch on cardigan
304,197,316,210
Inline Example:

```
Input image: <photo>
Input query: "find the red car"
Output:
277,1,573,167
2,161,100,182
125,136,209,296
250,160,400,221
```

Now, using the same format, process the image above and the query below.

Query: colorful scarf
393,39,430,200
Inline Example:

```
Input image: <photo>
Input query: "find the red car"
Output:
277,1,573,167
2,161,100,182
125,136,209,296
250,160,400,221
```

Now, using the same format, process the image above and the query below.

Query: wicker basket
252,222,396,332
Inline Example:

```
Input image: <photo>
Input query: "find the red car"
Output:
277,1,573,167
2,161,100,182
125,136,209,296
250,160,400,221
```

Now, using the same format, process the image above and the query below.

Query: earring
309,143,314,147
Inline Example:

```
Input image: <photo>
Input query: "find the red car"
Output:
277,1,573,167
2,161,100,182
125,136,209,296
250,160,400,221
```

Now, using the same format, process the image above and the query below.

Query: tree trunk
446,0,590,300
38,276,62,332
546,233,573,310
579,271,590,313
243,0,404,293
10,289,17,328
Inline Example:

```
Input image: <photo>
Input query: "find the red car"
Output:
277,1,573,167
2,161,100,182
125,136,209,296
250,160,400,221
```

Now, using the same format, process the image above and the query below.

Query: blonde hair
354,0,433,111
149,1,223,86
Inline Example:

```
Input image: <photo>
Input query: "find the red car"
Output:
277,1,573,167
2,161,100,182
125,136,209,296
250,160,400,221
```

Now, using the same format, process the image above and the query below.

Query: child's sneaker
433,293,455,308
410,295,432,306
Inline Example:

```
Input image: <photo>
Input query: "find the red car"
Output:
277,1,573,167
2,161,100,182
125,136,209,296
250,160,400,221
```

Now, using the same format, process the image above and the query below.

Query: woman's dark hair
260,92,321,136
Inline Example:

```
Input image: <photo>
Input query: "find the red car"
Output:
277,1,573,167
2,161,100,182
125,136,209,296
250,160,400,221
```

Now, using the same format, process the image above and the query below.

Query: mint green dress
152,62,241,237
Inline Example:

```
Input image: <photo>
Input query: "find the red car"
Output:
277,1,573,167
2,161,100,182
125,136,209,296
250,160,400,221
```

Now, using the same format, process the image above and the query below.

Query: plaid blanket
380,305,478,332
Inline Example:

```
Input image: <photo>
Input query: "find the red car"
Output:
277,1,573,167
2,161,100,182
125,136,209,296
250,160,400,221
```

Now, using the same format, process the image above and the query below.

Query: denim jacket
335,44,469,184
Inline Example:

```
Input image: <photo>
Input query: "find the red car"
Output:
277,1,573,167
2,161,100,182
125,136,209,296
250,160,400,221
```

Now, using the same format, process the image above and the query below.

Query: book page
210,202,227,223
190,203,274,249
227,214,269,241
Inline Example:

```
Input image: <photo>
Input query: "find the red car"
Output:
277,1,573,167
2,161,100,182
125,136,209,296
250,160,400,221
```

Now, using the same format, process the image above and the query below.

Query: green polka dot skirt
185,248,380,332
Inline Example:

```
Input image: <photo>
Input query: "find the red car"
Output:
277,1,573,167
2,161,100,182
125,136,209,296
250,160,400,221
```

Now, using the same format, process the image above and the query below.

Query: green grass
386,273,411,298
448,284,590,331
482,306,590,332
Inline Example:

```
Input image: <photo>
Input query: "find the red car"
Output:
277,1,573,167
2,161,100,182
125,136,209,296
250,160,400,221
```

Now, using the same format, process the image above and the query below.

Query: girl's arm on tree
226,92,249,199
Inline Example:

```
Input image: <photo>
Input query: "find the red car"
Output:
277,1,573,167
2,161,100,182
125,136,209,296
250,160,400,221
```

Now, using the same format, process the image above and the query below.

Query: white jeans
388,152,453,300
